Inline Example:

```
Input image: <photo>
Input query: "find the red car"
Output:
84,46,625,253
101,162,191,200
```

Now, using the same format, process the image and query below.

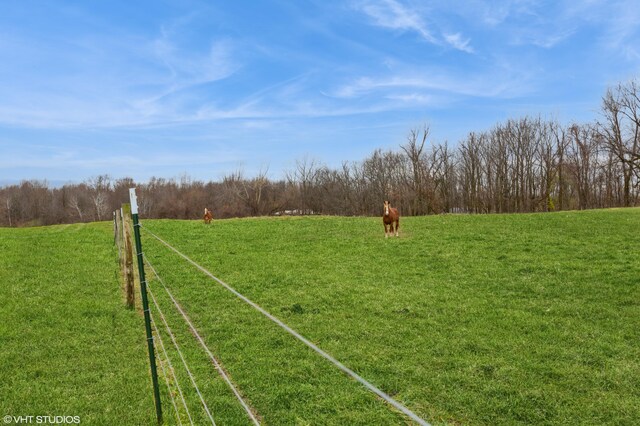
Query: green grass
0,223,156,425
1,209,639,425
141,209,640,425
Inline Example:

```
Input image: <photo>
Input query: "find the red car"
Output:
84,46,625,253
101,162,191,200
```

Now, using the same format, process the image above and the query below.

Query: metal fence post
129,187,163,424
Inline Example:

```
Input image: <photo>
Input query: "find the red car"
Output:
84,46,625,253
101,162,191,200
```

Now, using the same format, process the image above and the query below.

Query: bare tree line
1,79,638,227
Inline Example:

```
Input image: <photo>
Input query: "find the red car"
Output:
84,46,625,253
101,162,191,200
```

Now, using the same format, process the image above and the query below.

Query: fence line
151,315,187,426
147,284,217,425
141,224,431,426
145,256,261,426
150,311,194,426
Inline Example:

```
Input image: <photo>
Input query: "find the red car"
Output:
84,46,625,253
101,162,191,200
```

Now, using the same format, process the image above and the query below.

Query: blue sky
1,0,639,184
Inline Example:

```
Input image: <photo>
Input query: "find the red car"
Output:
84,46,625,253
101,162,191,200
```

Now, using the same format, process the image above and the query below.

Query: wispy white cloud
354,0,474,53
598,0,640,60
384,92,433,104
447,0,576,49
529,30,575,48
150,27,240,93
0,144,240,171
465,0,639,57
356,0,438,44
331,69,529,100
477,3,512,27
128,36,241,123
443,32,474,53
475,0,538,26
526,0,640,58
0,17,243,129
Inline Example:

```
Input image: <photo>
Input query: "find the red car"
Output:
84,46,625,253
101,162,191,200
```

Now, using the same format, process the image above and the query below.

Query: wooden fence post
119,207,125,271
122,203,135,309
115,209,123,260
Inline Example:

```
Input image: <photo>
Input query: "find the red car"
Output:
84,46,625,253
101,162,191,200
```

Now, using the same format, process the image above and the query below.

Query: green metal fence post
129,187,163,424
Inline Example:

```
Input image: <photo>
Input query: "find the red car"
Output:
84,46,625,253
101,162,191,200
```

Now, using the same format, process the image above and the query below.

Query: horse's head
204,208,209,215
383,200,390,216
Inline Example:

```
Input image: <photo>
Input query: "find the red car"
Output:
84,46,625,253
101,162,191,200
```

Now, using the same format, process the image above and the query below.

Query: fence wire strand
150,310,194,426
151,315,186,426
141,224,431,426
147,284,217,425
145,256,261,426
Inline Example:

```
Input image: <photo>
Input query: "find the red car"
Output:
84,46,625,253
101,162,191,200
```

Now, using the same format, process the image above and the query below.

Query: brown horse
383,200,399,237
203,208,213,224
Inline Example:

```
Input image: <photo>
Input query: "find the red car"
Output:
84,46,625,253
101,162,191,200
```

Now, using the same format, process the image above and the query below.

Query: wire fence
147,282,217,425
116,199,264,425
149,308,193,426
145,256,260,425
139,222,431,426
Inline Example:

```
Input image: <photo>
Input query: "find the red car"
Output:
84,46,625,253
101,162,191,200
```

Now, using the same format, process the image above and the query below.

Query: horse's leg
395,219,399,237
384,223,388,238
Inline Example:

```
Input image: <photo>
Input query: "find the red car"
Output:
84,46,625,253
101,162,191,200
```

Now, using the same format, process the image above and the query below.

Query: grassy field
0,223,156,424
1,209,639,425
140,208,640,425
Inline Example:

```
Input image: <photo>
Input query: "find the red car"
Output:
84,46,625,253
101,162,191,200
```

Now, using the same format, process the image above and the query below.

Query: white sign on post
129,188,139,215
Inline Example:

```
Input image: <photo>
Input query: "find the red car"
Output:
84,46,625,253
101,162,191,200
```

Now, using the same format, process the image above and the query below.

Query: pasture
1,209,638,425
0,224,156,424
141,208,639,425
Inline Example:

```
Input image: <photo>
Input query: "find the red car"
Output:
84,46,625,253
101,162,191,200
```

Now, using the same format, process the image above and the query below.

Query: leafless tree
87,175,111,221
598,80,640,206
286,156,323,214
536,120,559,211
2,195,13,227
551,122,569,211
68,195,84,221
401,126,429,215
460,132,486,213
566,123,600,209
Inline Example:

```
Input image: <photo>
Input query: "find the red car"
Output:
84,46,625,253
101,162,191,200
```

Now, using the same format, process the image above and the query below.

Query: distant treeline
2,79,639,227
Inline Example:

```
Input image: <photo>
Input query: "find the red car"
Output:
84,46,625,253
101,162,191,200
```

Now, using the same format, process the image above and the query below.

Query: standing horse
203,208,213,224
383,200,399,238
